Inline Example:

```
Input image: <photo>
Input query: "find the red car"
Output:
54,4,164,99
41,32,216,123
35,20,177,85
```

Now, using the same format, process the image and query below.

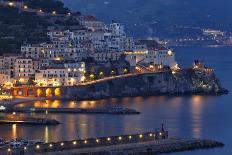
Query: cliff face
64,69,228,100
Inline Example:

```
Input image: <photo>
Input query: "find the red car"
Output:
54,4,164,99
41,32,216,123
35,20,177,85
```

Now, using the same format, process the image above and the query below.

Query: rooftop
137,40,168,50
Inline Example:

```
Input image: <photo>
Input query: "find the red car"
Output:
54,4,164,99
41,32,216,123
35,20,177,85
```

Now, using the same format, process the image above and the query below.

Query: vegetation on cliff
0,0,81,53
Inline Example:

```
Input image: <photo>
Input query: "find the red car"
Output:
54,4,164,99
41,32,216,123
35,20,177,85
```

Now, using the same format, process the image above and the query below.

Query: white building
92,50,122,62
35,67,68,86
14,57,39,83
125,49,176,68
110,22,126,37
0,53,21,77
64,61,86,85
80,16,105,31
21,44,42,58
35,61,86,87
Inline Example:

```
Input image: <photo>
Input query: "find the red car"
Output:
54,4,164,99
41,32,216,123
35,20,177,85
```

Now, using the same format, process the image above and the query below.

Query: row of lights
7,2,71,16
34,133,159,149
7,133,163,152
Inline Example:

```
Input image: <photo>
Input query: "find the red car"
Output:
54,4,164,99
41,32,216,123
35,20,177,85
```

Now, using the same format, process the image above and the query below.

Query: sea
0,46,231,154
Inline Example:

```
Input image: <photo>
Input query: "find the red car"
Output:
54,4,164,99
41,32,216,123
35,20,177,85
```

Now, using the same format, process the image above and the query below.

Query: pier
0,129,224,155
0,116,60,125
7,107,140,115
1,129,168,155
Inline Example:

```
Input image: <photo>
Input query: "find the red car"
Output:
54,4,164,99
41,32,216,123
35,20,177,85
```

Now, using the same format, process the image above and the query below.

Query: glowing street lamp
23,5,28,9
52,11,56,15
89,74,95,80
8,2,14,7
123,68,128,74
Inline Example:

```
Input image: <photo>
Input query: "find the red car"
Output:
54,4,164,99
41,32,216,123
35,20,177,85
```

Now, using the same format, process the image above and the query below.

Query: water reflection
2,95,217,142
12,124,17,139
44,126,49,143
190,96,203,138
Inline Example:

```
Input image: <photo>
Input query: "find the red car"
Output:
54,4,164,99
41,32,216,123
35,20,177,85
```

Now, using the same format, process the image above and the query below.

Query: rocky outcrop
64,69,228,100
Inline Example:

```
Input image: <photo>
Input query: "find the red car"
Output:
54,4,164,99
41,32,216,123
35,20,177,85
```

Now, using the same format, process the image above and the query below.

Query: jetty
6,107,140,115
0,116,60,125
0,128,224,155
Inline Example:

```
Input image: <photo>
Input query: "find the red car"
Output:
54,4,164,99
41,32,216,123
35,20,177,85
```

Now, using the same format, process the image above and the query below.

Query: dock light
13,112,16,115
23,5,28,9
149,133,153,137
107,137,111,141
24,147,27,150
84,140,87,144
39,9,43,13
96,139,99,143
128,136,132,139
159,132,162,136
118,136,122,140
60,142,64,146
7,148,11,152
67,12,71,16
139,134,143,138
49,144,53,148
73,141,77,145
36,145,40,149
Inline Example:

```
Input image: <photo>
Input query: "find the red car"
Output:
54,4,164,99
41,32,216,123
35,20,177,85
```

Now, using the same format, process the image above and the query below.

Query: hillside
0,0,81,53
62,0,232,38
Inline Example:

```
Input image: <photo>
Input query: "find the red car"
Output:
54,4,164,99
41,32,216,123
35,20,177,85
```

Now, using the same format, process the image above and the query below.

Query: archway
54,88,61,97
45,88,52,97
36,89,43,97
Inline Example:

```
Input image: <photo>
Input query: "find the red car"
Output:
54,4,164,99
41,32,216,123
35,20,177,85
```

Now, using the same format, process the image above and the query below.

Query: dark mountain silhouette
62,0,232,38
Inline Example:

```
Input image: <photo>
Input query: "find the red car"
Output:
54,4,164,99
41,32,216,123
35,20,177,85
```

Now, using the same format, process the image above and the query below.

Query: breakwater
1,130,168,155
61,138,224,155
6,107,140,115
0,116,59,125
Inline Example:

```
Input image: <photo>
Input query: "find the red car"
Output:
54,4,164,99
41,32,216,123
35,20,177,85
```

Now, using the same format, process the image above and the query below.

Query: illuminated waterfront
0,47,231,154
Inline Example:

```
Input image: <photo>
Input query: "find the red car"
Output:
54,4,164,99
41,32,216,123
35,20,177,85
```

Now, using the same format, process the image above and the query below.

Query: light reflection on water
4,95,212,142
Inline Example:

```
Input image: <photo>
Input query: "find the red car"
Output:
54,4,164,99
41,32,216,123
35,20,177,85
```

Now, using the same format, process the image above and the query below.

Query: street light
8,2,14,7
52,11,56,15
23,5,28,9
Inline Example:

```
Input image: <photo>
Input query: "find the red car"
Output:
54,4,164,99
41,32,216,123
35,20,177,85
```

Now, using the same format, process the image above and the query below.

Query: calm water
0,46,232,155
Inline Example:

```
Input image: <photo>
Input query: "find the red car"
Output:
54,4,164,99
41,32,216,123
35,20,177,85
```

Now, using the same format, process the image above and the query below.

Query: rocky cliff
64,69,228,100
